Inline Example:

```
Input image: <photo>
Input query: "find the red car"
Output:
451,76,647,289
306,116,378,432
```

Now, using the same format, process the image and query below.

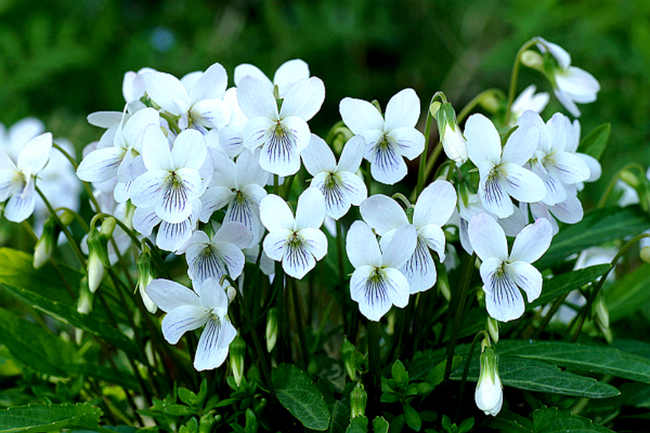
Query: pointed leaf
0,403,101,432
606,263,650,322
528,264,610,309
533,406,614,433
578,123,610,161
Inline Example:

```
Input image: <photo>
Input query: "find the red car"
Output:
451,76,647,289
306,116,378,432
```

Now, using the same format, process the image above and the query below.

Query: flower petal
482,263,525,322
400,237,437,294
258,117,308,176
157,215,196,252
262,228,292,261
501,163,547,203
143,72,189,115
273,59,310,94
547,152,591,185
387,127,425,161
337,135,366,173
161,305,208,344
213,221,254,249
509,218,553,263
76,147,124,183
360,194,408,236
478,173,513,218
237,76,278,120
468,213,508,262
465,114,502,167
507,261,542,302
260,194,295,232
350,266,409,322
339,97,385,135
413,180,457,228
280,77,325,121
300,227,328,261
295,187,325,230
146,279,202,312
418,225,446,261
171,129,208,171
194,317,233,371
234,64,271,88
190,62,228,103
381,223,417,269
17,133,52,173
281,233,317,279
346,220,382,269
384,88,420,131
154,169,202,224
4,185,35,223
500,122,539,166
301,134,336,175
550,194,583,224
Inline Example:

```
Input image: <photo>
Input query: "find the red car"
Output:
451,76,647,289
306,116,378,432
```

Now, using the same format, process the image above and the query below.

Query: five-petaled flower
468,213,552,322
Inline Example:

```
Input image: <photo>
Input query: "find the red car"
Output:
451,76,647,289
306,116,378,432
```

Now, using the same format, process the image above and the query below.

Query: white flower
346,221,417,321
509,85,549,125
475,345,503,416
0,132,52,222
468,213,552,322
301,134,367,220
564,118,602,185
260,188,328,279
520,110,591,206
133,203,199,252
530,184,584,235
360,180,457,294
339,88,424,185
235,58,310,98
200,150,269,246
465,113,546,218
436,103,468,164
146,278,237,371
143,63,231,133
238,75,325,176
535,37,600,117
180,221,253,285
130,128,210,224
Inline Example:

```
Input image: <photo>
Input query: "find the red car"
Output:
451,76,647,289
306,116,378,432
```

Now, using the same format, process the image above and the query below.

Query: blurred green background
1,0,648,200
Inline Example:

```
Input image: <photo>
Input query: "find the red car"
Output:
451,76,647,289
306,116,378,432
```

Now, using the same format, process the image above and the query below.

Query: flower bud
87,250,105,293
58,209,75,227
521,50,544,71
435,103,468,164
136,246,157,313
641,246,650,263
350,382,367,418
230,335,246,387
619,170,639,188
487,317,500,344
479,93,501,114
100,217,117,237
341,336,358,381
77,277,93,315
33,218,57,269
266,308,278,352
475,344,503,416
593,295,612,343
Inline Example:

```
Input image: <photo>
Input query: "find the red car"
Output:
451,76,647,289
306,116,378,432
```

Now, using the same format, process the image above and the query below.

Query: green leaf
483,410,533,433
606,263,650,322
372,416,389,433
328,400,351,433
452,358,619,398
533,406,614,433
272,363,330,431
426,356,462,388
391,359,408,385
537,206,650,269
345,416,368,433
403,404,421,431
0,307,77,377
578,123,611,160
528,264,611,309
0,403,101,432
498,340,650,384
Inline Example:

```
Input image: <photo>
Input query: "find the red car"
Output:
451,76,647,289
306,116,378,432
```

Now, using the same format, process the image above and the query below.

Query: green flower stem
367,320,382,413
504,38,540,125
274,174,280,196
282,174,295,201
531,292,569,340
456,88,503,124
364,160,373,196
597,163,647,208
455,330,490,422
444,253,477,382
52,142,104,214
416,92,447,197
572,233,650,342
289,277,309,368
35,186,86,267
411,142,443,203
336,219,350,335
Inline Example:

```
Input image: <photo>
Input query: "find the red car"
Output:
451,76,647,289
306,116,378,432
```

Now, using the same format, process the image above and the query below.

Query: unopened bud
521,50,544,70
266,308,278,352
230,335,246,387
136,246,157,313
100,217,117,237
593,295,611,343
619,170,639,188
479,93,501,114
341,336,358,381
33,218,56,269
58,209,75,227
641,246,650,263
487,317,499,344
436,103,467,164
77,277,94,315
87,250,105,293
429,101,442,118
475,344,502,416
350,382,367,418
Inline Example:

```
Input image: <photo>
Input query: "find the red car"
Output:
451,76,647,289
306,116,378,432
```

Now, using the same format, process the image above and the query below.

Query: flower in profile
475,344,503,416
509,85,549,125
468,213,552,322
465,113,546,218
360,180,457,293
238,75,325,176
301,134,367,220
339,88,425,185
260,188,328,279
535,37,600,117
0,132,52,222
346,221,417,321
146,277,237,371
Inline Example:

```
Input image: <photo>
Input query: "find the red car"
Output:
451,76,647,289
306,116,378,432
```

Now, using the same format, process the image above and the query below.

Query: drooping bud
593,294,612,343
475,343,503,416
487,316,500,344
341,336,358,381
77,277,93,315
641,246,650,263
266,308,278,352
350,382,367,418
230,335,246,387
136,244,157,313
435,103,468,164
33,218,56,269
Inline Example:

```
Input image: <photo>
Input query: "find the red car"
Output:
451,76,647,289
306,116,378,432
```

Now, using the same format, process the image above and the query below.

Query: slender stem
597,163,647,208
416,107,434,197
504,39,540,125
367,320,382,411
289,277,309,368
456,89,502,124
336,219,350,335
282,174,295,201
274,174,279,196
364,160,373,196
444,254,477,382
532,293,569,340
